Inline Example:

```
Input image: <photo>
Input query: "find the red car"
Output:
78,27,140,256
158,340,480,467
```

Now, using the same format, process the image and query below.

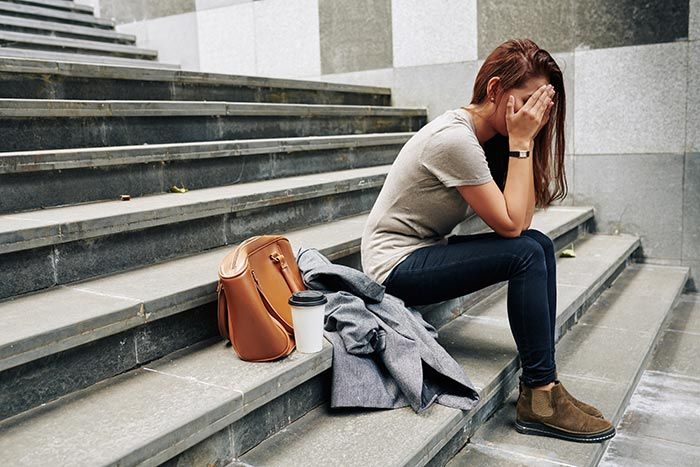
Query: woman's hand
534,93,554,136
506,84,555,143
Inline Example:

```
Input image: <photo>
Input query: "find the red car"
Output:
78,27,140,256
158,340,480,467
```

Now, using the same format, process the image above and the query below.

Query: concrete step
0,56,391,104
0,14,136,44
0,30,157,59
236,232,649,467
447,263,690,467
0,133,412,213
7,0,94,14
0,165,390,299
0,99,425,152
0,0,112,29
0,207,608,465
0,46,179,69
0,165,390,298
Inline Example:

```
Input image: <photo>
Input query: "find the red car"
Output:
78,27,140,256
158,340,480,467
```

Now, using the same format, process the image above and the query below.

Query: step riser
0,3,112,29
7,0,93,14
0,47,180,68
0,41,156,60
1,115,425,151
0,187,381,300
0,23,135,44
0,72,391,103
0,144,401,213
162,372,331,467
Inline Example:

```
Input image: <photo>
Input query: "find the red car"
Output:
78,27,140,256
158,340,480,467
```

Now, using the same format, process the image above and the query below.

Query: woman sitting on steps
360,38,616,443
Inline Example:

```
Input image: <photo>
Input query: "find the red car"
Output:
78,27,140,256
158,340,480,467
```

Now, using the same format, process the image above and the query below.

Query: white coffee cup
288,290,327,353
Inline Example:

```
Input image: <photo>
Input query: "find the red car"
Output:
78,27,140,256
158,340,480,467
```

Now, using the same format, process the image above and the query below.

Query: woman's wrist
508,138,532,151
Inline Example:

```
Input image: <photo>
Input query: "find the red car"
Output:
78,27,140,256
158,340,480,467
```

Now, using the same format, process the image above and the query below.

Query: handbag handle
251,269,294,334
270,251,305,292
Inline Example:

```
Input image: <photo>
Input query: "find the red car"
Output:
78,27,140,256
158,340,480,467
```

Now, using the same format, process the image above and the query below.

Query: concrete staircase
0,2,692,466
0,0,178,68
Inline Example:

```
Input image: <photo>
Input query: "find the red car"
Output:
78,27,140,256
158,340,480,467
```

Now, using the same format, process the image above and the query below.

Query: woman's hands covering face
505,84,555,142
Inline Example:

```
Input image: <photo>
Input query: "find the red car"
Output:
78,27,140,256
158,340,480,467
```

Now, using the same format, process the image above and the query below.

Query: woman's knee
521,228,555,256
510,235,547,270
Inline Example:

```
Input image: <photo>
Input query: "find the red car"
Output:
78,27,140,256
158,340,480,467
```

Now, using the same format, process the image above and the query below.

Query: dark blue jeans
382,228,557,388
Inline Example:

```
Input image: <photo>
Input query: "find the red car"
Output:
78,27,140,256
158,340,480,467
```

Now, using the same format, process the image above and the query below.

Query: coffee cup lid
288,290,327,307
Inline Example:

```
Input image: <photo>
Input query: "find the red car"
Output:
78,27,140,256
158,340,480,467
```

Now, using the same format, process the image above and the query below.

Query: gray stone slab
610,370,700,447
0,133,411,172
241,400,462,467
648,328,700,379
575,0,689,50
0,46,180,69
574,153,685,259
477,0,575,59
0,14,136,43
684,152,700,260
0,0,113,27
0,285,140,369
0,362,241,466
0,165,389,254
0,60,391,103
667,295,700,333
393,61,478,121
0,30,158,59
7,100,402,118
688,42,699,153
147,337,333,417
318,0,392,74
0,55,392,94
0,100,425,151
574,42,688,155
16,0,94,13
599,432,700,467
692,0,700,41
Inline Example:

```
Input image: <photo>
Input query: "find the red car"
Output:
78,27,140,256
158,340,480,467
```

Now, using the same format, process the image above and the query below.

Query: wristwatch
508,150,530,158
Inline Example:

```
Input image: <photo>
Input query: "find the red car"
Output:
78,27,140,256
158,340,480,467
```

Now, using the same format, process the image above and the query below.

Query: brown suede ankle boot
519,378,605,419
515,381,615,442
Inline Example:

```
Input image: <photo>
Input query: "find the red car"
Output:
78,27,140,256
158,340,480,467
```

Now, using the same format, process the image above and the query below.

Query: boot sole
514,419,616,443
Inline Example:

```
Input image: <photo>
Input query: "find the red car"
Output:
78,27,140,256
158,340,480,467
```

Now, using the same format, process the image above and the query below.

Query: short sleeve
419,127,494,188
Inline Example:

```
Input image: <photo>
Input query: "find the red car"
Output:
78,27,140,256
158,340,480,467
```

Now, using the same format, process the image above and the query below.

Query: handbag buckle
270,252,289,270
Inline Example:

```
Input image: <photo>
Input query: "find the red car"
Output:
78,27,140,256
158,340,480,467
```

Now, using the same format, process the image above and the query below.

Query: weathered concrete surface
599,292,700,466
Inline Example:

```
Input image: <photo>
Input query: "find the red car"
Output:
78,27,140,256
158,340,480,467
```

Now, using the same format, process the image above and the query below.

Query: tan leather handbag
217,235,306,362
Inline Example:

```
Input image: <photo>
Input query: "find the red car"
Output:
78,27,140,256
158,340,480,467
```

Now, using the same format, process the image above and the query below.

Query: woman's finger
533,88,552,117
522,84,549,112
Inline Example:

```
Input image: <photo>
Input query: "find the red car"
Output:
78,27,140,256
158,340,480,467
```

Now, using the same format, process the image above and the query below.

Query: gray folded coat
295,247,480,414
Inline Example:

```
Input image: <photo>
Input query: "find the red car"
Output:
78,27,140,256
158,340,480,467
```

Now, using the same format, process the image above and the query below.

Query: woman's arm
520,139,536,231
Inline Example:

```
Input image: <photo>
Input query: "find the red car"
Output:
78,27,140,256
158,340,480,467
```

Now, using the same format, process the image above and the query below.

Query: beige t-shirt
360,107,494,285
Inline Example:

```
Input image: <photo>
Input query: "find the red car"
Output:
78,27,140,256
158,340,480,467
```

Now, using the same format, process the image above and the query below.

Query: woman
360,39,616,443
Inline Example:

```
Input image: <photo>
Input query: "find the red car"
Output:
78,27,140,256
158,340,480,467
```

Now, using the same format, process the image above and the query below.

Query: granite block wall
86,0,699,289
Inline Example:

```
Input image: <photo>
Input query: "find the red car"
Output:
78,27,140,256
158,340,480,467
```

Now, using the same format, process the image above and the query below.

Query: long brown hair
470,38,567,207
